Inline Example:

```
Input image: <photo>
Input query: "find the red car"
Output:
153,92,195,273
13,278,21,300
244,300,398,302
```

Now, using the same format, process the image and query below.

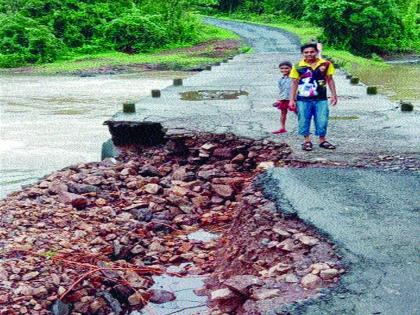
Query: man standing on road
289,43,338,151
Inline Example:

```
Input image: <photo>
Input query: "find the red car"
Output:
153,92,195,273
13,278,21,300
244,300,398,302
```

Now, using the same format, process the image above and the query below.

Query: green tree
104,10,169,53
0,14,62,66
218,0,244,12
304,0,404,54
398,0,419,39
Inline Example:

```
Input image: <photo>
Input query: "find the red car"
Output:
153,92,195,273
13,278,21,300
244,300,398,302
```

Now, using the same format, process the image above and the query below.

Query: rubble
0,132,342,314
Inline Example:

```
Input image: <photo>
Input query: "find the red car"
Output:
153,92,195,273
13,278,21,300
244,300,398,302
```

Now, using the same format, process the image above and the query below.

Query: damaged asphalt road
260,168,420,315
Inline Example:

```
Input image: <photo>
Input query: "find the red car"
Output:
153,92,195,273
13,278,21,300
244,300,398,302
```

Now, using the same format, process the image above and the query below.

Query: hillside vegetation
0,0,216,67
201,0,420,56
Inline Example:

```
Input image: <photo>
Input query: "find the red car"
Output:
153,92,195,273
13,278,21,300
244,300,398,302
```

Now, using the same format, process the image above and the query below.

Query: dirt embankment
1,40,243,77
0,133,343,314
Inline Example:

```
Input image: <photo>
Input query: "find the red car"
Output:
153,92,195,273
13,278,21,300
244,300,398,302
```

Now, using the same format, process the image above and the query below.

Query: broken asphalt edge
255,169,352,314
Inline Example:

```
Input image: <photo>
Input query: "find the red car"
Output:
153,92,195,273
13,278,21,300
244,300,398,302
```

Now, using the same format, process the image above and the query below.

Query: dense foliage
0,0,201,67
210,0,420,55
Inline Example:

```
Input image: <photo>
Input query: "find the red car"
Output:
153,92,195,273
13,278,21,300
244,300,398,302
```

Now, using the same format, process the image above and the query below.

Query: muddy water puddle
0,73,193,198
351,61,420,109
133,229,220,315
180,90,248,101
134,264,208,315
188,229,220,242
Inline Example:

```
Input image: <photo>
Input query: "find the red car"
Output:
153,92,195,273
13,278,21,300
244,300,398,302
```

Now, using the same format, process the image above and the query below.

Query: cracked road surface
108,18,419,164
261,168,420,315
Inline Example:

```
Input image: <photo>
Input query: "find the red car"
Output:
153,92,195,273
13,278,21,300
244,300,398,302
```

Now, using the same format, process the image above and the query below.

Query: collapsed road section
0,133,343,314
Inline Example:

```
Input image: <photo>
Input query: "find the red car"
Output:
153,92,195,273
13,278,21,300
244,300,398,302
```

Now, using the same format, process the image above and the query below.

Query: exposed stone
51,300,71,315
201,143,217,151
67,183,99,194
120,168,130,176
0,132,341,312
58,191,88,210
211,196,225,204
172,166,189,181
16,285,33,296
224,275,263,295
277,238,296,251
39,181,50,188
213,147,233,159
90,298,107,313
212,184,234,198
48,181,68,195
192,196,210,208
131,208,153,222
198,169,219,180
95,198,107,206
84,176,103,185
301,274,322,289
33,286,48,297
311,263,330,271
51,274,61,286
170,186,189,197
210,288,236,301
272,227,291,237
231,154,245,164
144,183,161,194
126,180,138,189
251,288,281,300
256,161,275,170
0,268,8,281
148,241,166,253
320,268,340,280
139,165,160,177
297,234,319,246
131,244,145,255
267,263,293,276
284,273,299,283
149,289,176,304
128,292,144,306
126,271,148,289
22,271,39,281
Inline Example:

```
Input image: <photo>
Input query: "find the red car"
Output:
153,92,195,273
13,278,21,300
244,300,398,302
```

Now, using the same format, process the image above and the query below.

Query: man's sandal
319,141,336,150
302,142,313,151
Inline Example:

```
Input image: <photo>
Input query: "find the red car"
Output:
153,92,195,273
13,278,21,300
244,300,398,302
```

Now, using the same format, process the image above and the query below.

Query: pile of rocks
202,186,343,314
0,132,342,314
354,154,420,172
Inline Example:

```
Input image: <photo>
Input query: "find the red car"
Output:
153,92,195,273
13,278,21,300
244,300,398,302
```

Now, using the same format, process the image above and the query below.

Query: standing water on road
352,60,420,109
0,72,190,198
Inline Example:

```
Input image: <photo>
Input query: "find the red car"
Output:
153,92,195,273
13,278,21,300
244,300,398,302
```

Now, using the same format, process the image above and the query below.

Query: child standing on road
272,61,294,134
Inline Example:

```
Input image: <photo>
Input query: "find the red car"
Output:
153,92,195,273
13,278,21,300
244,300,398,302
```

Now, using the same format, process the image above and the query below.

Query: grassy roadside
210,14,390,74
0,23,245,75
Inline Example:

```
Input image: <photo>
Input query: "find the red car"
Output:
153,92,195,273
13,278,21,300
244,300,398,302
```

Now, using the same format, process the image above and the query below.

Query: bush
26,27,62,62
0,14,62,66
105,11,169,53
0,53,26,67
